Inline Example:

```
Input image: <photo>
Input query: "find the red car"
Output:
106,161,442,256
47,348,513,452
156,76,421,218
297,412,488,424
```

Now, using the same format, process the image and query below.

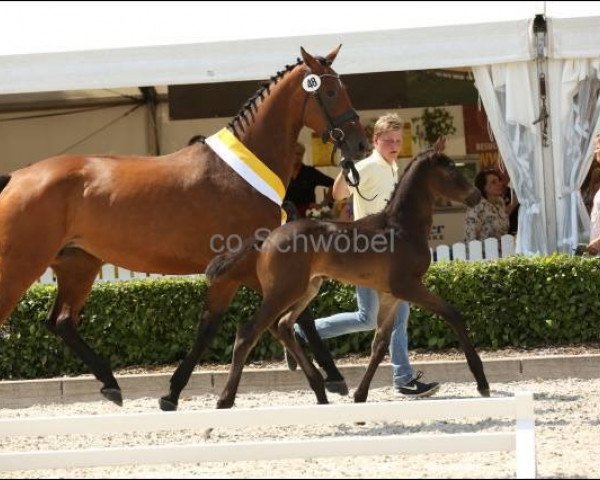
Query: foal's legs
217,287,325,409
353,293,398,403
399,283,490,396
295,308,348,395
269,315,328,405
47,249,124,404
274,278,328,403
159,279,239,411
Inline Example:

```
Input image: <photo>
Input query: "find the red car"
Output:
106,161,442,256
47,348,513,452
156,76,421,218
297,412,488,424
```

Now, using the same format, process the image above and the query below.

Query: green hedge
1,254,599,380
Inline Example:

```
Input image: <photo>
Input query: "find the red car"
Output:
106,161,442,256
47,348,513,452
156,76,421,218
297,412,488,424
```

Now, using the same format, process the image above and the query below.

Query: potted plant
412,107,457,148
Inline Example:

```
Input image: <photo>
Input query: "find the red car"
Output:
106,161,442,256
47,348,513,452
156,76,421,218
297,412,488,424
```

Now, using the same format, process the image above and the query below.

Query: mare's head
300,46,368,163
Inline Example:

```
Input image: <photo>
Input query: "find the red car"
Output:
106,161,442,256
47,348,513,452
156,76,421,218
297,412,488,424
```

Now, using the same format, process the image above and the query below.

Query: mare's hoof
478,388,491,397
216,400,234,409
159,396,178,411
325,380,349,396
101,387,123,406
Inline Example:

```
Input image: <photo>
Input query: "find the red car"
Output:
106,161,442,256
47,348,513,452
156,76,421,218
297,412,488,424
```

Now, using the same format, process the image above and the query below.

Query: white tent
0,1,537,93
1,1,600,254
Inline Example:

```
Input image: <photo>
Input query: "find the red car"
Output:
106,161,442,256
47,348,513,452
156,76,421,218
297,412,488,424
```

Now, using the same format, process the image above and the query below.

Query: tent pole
532,13,557,253
139,86,161,156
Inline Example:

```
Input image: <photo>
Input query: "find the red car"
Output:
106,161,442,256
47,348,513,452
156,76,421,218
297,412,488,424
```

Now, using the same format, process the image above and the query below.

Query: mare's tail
206,237,263,283
0,175,11,195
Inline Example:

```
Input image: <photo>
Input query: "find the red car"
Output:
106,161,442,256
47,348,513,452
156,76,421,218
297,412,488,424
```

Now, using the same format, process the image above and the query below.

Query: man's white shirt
349,150,399,220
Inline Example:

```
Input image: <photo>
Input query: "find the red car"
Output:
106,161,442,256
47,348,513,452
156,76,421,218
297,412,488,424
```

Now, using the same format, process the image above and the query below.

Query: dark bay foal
206,146,490,408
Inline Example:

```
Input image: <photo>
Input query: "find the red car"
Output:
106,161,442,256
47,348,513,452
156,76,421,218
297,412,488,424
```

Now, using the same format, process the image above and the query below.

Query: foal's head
395,142,481,211
425,151,482,207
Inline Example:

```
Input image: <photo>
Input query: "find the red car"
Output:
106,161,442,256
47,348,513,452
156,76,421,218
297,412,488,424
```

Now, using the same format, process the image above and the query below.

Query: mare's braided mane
228,56,332,136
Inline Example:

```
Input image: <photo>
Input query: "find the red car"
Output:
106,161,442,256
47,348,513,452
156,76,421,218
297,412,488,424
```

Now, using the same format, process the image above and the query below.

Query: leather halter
303,71,359,146
303,70,362,187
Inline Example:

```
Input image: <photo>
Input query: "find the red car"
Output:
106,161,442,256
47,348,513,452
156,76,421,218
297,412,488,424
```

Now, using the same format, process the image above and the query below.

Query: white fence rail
0,393,535,477
36,235,516,285
432,234,515,262
37,265,202,285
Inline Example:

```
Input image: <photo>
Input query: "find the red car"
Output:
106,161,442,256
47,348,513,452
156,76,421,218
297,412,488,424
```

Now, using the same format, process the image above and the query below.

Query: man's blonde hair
373,113,404,138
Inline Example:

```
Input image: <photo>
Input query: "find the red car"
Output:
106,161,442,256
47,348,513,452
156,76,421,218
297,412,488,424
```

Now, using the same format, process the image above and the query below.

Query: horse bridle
302,70,362,188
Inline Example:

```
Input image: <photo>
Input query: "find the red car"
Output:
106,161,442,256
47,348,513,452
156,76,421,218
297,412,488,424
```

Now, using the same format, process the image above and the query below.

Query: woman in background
465,169,518,241
586,134,600,254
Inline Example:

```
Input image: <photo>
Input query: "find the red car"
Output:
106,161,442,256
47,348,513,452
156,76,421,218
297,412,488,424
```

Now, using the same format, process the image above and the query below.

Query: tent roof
0,20,534,95
1,1,542,56
548,16,600,59
0,1,541,95
0,2,598,97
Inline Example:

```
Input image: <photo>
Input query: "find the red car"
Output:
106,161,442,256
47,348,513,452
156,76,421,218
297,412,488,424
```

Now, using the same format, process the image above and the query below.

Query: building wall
0,105,148,172
0,104,466,172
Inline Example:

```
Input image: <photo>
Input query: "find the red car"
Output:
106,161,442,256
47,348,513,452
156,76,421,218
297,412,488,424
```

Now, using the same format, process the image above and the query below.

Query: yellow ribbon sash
206,128,287,223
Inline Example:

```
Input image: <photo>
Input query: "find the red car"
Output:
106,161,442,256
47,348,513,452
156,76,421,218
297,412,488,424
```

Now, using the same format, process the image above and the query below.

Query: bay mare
206,144,490,408
0,46,368,407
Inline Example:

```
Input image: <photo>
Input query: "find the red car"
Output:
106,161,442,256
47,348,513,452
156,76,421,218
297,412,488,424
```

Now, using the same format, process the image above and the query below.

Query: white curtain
472,62,548,255
548,59,600,253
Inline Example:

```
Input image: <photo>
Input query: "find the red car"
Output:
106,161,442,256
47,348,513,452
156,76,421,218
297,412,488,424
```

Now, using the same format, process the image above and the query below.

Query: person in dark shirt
283,142,334,218
498,169,520,235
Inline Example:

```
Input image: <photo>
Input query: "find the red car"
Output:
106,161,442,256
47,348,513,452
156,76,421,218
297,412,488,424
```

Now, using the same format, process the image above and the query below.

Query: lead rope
337,148,377,202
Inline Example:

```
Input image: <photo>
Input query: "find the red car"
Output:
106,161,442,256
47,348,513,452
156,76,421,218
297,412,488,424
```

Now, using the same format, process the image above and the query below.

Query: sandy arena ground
0,375,598,478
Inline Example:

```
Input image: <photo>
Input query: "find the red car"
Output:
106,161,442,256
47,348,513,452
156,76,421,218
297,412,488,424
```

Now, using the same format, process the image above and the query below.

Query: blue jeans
295,286,413,388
